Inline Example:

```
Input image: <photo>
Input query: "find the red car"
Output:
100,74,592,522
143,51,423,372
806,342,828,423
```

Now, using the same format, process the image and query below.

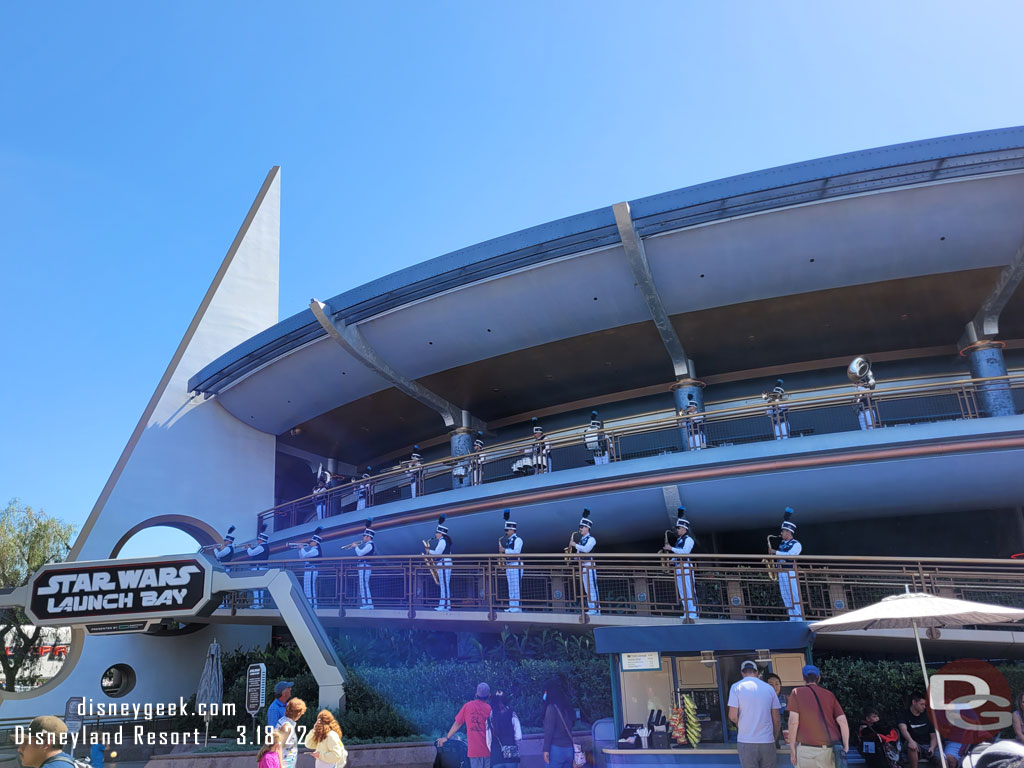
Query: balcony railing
219,553,1024,627
261,373,1024,532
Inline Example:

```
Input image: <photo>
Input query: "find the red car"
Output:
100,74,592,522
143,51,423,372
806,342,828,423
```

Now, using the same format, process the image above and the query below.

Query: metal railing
259,373,1024,533
219,554,1024,627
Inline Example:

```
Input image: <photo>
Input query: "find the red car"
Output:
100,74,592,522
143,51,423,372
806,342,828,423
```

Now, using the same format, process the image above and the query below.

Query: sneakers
358,605,373,610
586,609,600,615
434,606,450,612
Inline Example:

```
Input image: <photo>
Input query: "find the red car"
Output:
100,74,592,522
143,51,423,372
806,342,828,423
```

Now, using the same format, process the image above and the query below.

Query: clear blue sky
3,2,1024,558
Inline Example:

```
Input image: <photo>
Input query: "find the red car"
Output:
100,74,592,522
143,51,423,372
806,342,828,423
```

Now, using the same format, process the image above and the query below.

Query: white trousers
304,568,319,609
315,502,327,520
438,559,452,609
675,562,698,620
581,561,599,612
779,569,803,620
251,565,266,608
358,564,373,607
858,407,876,430
593,452,610,465
505,562,522,609
356,496,367,511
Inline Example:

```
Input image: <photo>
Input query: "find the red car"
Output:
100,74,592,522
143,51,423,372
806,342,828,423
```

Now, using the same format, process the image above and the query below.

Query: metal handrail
256,373,1024,533
218,553,1024,626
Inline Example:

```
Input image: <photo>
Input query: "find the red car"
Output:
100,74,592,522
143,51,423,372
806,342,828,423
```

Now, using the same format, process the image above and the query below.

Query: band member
764,378,790,440
298,527,323,610
471,435,485,486
213,526,235,564
683,395,707,450
849,357,878,430
246,524,270,608
585,410,611,465
313,475,328,520
356,467,372,510
501,509,524,613
353,520,375,609
769,508,803,620
429,515,453,611
662,509,698,622
572,510,600,615
406,446,423,498
855,385,877,430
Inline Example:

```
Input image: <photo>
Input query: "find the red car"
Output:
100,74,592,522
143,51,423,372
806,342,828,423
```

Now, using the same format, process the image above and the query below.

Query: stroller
858,722,901,768
434,736,469,768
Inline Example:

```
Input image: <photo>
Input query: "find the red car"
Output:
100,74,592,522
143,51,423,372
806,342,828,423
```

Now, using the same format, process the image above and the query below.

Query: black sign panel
85,621,150,635
246,663,266,715
28,557,210,625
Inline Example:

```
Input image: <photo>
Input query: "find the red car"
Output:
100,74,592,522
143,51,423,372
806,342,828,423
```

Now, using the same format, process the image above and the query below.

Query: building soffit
310,298,486,433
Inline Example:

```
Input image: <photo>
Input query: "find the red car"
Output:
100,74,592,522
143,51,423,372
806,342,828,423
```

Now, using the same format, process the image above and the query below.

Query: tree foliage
0,498,75,691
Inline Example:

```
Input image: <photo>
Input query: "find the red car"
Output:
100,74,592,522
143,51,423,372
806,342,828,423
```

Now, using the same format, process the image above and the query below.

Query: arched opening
110,515,219,559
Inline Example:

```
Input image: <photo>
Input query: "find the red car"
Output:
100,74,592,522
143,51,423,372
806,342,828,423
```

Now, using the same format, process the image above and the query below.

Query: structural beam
310,299,486,432
613,202,693,379
959,235,1024,348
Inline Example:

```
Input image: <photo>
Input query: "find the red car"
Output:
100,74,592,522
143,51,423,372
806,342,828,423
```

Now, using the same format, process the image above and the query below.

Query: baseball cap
476,682,491,698
740,660,758,672
274,681,295,696
802,665,821,677
28,715,68,744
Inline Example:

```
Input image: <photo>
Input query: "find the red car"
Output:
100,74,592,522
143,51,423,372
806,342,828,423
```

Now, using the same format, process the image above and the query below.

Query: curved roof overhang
188,127,1024,441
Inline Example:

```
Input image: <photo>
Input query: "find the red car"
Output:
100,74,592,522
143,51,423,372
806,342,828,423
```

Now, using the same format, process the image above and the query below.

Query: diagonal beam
310,299,486,432
613,202,693,379
959,234,1024,348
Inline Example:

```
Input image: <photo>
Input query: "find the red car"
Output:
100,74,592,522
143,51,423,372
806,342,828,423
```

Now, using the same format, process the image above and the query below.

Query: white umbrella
810,591,1024,764
195,639,223,747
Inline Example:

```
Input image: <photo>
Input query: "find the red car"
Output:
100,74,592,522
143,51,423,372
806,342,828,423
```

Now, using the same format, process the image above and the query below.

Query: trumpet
286,542,304,549
761,534,781,582
422,539,440,586
341,540,361,550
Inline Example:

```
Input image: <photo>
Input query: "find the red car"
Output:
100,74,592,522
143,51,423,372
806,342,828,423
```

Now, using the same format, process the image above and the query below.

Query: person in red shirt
437,682,493,768
787,665,849,768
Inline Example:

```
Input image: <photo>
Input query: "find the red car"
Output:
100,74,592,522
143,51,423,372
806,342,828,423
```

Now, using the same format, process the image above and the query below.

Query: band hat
411,445,421,461
503,509,517,530
532,417,543,434
473,438,484,448
224,525,236,543
436,514,449,534
257,523,269,543
579,509,593,528
311,526,323,544
781,506,796,532
363,518,375,538
676,507,690,529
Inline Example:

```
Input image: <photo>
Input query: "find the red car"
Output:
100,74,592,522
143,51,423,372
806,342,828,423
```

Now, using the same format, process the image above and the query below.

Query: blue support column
450,428,474,488
671,379,706,450
965,342,1014,417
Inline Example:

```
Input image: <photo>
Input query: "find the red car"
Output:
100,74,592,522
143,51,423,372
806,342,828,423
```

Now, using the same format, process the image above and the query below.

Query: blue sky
3,2,1024,558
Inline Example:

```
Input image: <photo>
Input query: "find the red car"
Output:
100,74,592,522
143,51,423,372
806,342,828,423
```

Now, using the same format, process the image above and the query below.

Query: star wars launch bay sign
26,555,214,626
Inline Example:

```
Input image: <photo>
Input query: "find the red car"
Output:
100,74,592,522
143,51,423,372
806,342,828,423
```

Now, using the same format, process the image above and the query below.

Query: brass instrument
341,540,361,550
498,535,507,567
761,534,781,582
563,531,579,565
422,539,440,586
286,542,303,550
659,529,678,572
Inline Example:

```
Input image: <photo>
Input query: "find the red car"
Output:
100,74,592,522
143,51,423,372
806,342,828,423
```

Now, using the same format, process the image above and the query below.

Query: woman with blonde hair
304,709,348,768
257,728,286,768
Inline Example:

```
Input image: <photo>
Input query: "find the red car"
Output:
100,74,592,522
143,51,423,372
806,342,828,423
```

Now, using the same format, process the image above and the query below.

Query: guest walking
489,688,523,768
542,678,576,768
304,710,348,768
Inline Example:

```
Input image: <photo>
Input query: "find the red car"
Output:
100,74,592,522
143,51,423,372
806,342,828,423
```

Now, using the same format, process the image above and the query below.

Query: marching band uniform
298,528,323,610
354,520,375,609
313,479,328,520
665,509,698,621
246,525,270,609
213,526,235,564
430,515,453,611
501,510,524,612
407,447,422,498
471,438,487,487
682,393,707,450
573,511,600,615
766,379,790,440
773,508,803,620
356,468,371,510
586,411,611,465
856,384,877,430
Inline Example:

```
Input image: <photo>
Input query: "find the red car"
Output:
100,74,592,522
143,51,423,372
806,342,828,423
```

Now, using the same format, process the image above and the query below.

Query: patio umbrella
195,639,223,747
810,591,1024,763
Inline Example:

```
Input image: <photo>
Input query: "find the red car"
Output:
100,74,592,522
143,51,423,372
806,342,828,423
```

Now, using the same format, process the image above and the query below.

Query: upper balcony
254,371,1024,555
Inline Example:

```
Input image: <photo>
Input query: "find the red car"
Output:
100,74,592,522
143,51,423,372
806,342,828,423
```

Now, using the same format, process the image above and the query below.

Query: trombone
761,534,781,582
422,539,440,586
